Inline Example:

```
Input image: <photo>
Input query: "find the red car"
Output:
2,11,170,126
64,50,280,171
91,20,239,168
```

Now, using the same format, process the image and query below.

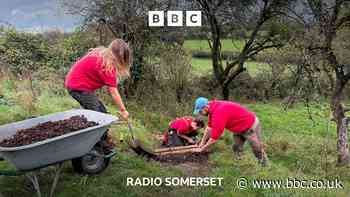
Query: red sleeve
210,113,227,140
98,67,117,88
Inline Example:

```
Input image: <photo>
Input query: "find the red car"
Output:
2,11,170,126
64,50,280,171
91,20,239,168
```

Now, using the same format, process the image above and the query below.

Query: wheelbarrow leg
26,172,41,197
50,163,63,197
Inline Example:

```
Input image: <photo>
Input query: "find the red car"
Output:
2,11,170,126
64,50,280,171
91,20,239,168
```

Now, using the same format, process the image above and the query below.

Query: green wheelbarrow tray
0,109,118,171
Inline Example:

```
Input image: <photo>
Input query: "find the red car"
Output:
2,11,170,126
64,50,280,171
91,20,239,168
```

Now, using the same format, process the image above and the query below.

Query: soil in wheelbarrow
0,115,98,147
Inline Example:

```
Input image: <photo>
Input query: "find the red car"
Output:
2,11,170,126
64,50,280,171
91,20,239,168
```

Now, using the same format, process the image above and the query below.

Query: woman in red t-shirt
65,39,132,148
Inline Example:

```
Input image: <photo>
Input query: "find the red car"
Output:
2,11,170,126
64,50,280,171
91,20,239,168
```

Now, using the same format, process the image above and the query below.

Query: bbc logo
148,11,202,27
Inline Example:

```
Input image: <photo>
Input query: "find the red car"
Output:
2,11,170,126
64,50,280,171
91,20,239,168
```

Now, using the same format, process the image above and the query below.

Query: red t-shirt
65,51,117,92
162,117,195,144
208,100,256,140
169,116,195,134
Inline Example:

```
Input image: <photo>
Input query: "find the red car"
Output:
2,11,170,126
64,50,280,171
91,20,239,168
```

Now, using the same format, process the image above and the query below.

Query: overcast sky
0,0,80,31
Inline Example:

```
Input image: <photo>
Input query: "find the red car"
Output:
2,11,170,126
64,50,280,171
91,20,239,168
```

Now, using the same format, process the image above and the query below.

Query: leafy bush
45,30,99,72
0,28,48,75
0,27,99,75
158,44,192,102
132,43,193,107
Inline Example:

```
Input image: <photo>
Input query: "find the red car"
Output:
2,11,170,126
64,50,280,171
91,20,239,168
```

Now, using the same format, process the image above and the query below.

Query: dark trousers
68,89,108,140
167,129,198,147
68,89,108,113
168,129,184,147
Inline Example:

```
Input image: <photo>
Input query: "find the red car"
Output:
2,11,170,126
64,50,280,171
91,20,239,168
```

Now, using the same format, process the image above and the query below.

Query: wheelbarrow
0,109,118,197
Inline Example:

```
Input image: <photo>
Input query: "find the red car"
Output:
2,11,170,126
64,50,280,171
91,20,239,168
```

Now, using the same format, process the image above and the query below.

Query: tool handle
110,119,135,140
127,121,135,141
154,145,199,153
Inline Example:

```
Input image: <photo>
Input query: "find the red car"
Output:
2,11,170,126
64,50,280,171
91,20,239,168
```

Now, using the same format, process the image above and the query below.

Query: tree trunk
176,88,183,103
221,62,245,100
222,84,230,100
338,116,350,165
331,78,350,165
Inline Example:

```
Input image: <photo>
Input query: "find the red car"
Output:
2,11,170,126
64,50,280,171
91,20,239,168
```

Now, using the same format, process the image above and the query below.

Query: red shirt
169,116,195,134
162,117,195,144
65,51,117,92
208,100,256,140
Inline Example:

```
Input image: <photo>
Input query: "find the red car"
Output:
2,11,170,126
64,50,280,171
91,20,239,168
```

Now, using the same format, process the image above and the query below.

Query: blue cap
193,97,209,115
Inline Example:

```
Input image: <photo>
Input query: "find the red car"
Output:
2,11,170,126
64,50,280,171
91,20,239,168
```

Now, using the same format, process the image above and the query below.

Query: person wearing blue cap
192,97,268,166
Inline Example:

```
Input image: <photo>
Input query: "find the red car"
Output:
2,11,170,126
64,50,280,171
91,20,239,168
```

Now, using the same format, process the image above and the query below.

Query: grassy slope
0,40,348,196
0,81,349,196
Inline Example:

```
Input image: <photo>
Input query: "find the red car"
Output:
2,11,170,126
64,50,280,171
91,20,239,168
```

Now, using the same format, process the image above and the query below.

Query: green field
191,58,270,77
184,39,245,52
185,39,271,77
0,78,349,197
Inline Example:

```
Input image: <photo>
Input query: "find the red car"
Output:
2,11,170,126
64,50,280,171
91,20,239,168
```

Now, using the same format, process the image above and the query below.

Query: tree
303,0,350,165
194,0,294,99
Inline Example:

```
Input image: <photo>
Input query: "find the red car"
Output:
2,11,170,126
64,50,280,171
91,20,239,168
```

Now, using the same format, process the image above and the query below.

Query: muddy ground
156,152,209,164
156,152,210,175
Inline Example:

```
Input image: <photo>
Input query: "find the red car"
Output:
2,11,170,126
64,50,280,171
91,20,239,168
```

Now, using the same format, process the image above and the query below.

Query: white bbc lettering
167,11,183,26
148,11,164,27
148,11,202,27
186,11,202,27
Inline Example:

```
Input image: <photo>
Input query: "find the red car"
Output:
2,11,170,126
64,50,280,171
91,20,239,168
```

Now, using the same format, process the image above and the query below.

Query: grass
191,58,270,77
185,39,273,77
1,77,350,197
184,39,245,53
191,58,213,75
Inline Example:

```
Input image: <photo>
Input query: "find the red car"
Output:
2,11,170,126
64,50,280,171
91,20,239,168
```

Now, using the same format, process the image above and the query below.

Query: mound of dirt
155,152,209,164
0,115,98,147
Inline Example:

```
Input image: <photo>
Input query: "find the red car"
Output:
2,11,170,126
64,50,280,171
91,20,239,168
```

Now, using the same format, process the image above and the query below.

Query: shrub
45,30,99,72
0,28,48,75
158,44,192,103
128,43,194,115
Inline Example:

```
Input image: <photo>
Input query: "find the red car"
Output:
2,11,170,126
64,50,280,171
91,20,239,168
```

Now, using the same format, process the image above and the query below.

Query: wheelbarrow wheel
71,146,110,175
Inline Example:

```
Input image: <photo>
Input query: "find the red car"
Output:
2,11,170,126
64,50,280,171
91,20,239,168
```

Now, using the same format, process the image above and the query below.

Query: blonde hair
92,39,132,77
